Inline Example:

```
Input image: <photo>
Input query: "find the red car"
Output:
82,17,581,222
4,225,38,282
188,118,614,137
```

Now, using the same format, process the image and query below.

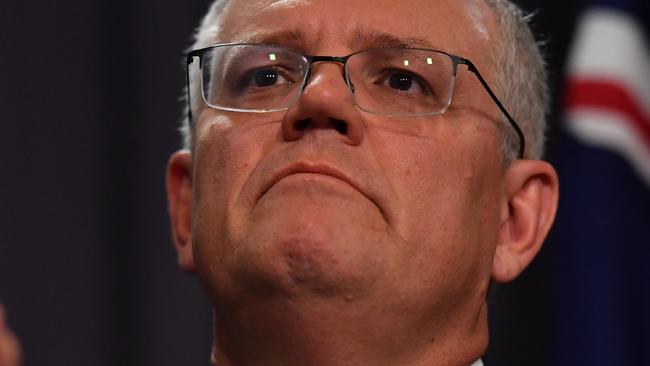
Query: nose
281,63,365,146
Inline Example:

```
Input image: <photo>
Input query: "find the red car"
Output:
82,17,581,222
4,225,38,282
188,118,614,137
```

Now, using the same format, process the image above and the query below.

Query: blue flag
552,0,650,364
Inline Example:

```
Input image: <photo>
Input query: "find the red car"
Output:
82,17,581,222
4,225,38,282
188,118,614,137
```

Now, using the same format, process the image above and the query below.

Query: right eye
239,68,292,89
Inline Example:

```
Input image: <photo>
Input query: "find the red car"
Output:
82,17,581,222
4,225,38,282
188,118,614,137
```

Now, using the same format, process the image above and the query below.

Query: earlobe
492,160,559,283
166,150,196,273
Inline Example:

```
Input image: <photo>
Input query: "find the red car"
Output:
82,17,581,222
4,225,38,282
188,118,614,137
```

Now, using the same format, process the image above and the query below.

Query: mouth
258,162,364,202
252,160,392,224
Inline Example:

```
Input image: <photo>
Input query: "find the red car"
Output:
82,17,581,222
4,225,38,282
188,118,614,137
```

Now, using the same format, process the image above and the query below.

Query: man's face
191,0,505,322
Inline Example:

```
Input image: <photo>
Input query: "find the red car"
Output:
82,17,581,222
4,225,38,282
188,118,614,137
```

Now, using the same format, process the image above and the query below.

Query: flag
552,0,650,364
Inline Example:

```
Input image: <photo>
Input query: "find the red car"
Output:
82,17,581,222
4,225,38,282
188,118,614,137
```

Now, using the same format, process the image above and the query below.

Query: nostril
333,119,348,135
295,119,310,131
292,118,348,135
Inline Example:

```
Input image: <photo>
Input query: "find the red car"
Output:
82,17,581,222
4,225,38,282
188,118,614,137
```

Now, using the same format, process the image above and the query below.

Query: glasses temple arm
186,56,194,128
462,59,526,159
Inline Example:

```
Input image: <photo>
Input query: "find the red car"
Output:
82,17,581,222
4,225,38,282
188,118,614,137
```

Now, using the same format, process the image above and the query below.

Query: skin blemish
267,0,312,11
463,166,476,180
198,112,233,130
465,0,491,41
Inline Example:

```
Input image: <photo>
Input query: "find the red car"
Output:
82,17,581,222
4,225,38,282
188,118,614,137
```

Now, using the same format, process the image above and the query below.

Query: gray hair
484,0,549,160
179,0,230,150
179,0,549,160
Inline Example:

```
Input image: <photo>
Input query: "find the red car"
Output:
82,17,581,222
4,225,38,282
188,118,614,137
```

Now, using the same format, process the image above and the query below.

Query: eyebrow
237,29,310,50
347,26,436,50
234,26,436,53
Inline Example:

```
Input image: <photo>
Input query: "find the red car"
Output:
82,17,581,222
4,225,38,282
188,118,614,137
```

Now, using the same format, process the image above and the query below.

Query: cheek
191,114,280,274
378,135,466,249
370,124,469,232
194,116,260,210
369,123,502,282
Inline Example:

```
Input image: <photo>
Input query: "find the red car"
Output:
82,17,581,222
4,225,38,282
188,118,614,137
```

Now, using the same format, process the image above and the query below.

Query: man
0,1,557,365
169,0,560,365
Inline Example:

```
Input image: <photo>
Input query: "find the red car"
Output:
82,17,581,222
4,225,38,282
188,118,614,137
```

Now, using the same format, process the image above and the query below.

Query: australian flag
552,0,650,364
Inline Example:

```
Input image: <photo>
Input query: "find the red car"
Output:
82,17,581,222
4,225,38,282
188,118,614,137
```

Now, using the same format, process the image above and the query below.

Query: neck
208,295,488,366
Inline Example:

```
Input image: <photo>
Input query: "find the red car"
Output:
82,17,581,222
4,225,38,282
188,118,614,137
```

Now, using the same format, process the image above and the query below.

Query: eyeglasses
186,43,525,158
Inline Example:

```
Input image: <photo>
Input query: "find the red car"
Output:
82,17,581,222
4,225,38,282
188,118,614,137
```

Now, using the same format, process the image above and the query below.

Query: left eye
376,69,431,96
388,72,414,91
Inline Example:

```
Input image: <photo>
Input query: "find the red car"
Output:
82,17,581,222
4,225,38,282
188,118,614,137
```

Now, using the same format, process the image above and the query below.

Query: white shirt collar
470,360,484,366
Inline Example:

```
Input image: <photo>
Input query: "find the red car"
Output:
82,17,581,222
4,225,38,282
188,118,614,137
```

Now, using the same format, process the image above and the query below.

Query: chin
228,208,385,300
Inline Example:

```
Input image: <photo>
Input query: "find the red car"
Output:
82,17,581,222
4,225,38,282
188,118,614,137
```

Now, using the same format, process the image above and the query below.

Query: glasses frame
186,43,526,159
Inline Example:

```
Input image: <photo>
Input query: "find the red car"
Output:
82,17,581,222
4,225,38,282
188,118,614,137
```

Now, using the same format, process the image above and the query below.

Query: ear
166,150,195,273
492,160,559,283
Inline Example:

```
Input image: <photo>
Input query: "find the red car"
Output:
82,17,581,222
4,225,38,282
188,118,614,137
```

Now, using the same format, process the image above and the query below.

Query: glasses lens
199,44,309,112
346,49,455,116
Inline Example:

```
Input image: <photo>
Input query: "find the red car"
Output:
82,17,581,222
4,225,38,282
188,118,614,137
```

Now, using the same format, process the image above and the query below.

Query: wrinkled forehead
214,0,498,57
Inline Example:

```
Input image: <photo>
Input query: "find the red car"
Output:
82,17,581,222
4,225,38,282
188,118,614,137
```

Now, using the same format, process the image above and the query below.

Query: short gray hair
179,0,230,150
179,0,549,160
484,0,549,160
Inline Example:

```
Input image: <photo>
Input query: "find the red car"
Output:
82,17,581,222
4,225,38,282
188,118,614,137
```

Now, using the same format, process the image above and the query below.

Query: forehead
217,0,497,57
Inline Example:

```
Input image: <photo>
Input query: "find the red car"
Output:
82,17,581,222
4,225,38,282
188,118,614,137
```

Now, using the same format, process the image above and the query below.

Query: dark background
0,1,585,365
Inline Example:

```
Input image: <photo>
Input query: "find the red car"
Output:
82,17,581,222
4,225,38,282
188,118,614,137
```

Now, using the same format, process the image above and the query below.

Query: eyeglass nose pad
302,62,352,95
303,68,313,90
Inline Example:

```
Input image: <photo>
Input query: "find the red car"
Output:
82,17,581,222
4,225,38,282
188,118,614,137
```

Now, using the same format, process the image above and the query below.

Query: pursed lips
258,162,362,201
252,160,391,224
